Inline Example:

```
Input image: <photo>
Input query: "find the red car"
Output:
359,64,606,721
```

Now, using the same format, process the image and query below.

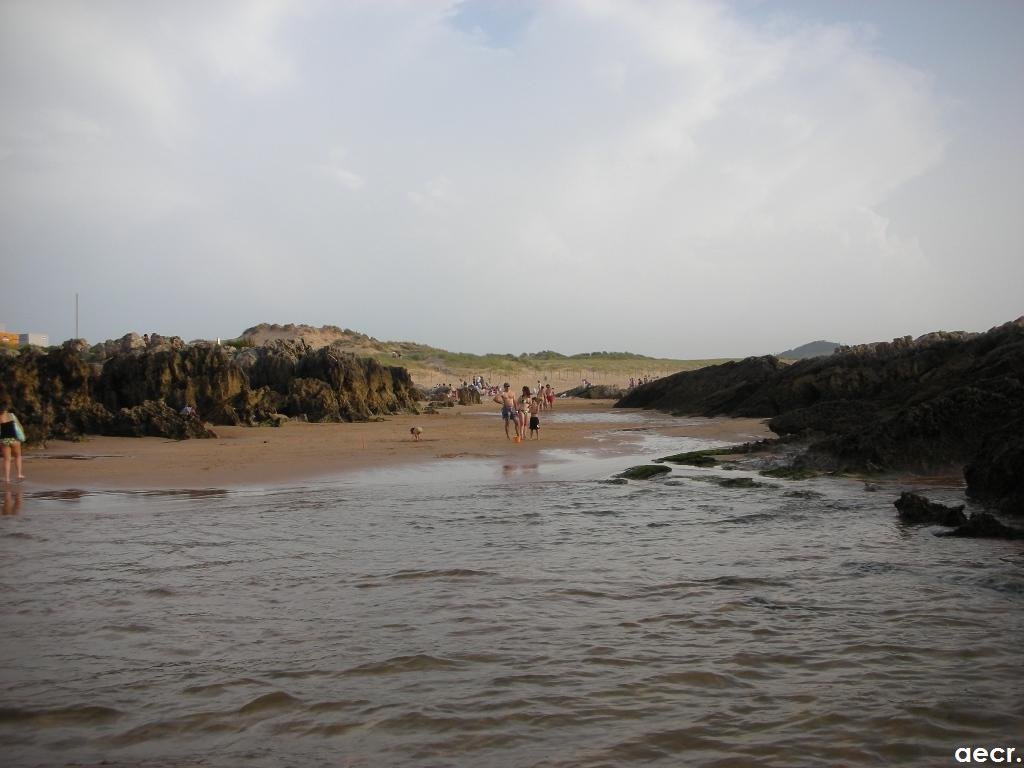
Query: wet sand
18,399,772,490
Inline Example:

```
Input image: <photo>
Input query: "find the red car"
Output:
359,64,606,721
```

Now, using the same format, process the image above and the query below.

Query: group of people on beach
432,377,496,403
628,376,654,389
493,383,556,441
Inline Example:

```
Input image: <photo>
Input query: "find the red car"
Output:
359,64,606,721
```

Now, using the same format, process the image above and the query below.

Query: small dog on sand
410,426,423,441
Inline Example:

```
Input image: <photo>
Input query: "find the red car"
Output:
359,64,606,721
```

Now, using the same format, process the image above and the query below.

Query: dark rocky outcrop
97,342,248,416
0,334,420,442
937,511,1024,540
894,492,967,527
108,400,218,440
564,384,627,399
618,356,783,415
894,492,1022,539
286,378,342,423
235,339,308,393
964,438,1024,516
294,345,418,421
618,318,1024,514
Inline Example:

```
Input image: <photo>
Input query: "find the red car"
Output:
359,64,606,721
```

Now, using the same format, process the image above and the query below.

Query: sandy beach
18,399,772,490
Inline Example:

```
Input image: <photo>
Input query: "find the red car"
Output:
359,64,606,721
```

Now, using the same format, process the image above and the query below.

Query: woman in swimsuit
0,401,25,483
518,386,531,439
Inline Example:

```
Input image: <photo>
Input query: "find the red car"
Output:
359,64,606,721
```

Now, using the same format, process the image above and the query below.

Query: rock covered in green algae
658,448,726,466
616,465,672,480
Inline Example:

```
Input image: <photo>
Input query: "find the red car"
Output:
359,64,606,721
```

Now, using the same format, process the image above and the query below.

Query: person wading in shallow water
0,401,26,483
493,383,521,440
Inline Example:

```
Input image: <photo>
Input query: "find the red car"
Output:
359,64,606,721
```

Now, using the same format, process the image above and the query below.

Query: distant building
0,328,50,348
20,333,49,347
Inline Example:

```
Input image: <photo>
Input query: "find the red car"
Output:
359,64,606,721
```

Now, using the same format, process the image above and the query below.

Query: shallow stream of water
1,423,1022,767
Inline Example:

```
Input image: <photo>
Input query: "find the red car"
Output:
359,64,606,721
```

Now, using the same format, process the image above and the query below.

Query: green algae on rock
617,465,672,480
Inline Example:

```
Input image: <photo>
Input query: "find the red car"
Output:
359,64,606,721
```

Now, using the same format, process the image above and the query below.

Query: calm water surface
1,424,1022,767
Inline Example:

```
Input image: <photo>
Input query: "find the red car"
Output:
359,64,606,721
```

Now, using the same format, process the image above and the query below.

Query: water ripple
1,463,1021,766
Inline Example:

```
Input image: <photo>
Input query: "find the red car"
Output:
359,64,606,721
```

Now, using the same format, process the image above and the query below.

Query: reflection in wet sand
2,489,21,515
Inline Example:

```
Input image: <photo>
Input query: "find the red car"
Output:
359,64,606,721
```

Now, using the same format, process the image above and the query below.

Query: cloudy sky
2,0,1021,357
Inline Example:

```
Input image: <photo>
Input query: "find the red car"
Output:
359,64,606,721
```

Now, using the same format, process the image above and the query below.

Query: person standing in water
0,401,26,483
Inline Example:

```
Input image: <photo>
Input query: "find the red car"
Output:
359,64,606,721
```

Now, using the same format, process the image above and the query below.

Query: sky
1,0,1022,358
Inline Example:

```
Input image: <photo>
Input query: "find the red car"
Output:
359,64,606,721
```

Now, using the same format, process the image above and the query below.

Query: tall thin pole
75,293,79,339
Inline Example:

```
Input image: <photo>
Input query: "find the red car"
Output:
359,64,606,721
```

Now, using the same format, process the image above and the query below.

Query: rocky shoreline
0,334,419,443
618,317,1024,518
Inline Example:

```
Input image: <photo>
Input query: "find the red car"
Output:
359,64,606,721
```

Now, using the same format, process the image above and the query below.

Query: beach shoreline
15,399,773,491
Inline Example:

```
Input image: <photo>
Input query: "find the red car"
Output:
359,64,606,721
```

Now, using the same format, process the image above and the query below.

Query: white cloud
0,1,192,145
193,0,297,93
7,0,1017,356
319,147,365,191
409,175,462,215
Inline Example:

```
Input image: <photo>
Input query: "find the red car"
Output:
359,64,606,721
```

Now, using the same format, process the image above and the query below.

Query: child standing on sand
529,397,541,440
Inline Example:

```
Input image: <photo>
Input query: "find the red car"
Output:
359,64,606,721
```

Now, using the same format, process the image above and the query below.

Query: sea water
1,420,1022,767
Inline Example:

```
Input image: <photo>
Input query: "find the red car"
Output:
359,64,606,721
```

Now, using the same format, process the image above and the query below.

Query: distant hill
777,340,839,359
241,323,389,351
236,323,731,388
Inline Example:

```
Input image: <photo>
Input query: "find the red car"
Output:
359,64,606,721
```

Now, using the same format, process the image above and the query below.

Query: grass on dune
238,326,734,389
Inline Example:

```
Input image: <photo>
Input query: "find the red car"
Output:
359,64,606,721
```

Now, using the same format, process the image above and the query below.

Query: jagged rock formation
894,492,967,526
563,384,627,399
618,357,781,414
618,318,1024,514
894,492,1022,539
937,511,1024,539
239,323,388,354
0,334,419,442
107,401,218,440
964,440,1024,518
